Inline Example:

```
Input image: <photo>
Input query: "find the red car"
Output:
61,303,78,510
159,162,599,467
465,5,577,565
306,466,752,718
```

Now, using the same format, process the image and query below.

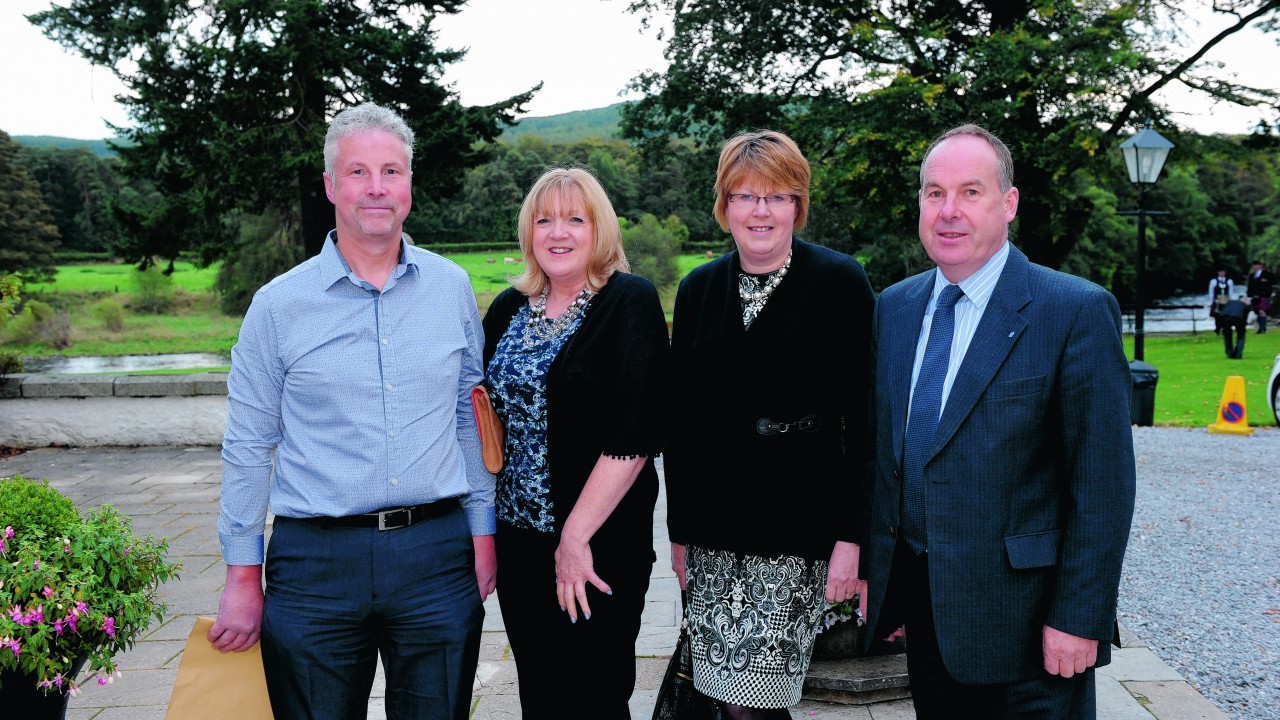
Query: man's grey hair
919,123,1015,193
323,102,415,176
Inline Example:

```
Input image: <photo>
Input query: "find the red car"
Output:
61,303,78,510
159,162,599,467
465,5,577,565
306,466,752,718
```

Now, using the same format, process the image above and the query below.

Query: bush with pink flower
0,474,179,695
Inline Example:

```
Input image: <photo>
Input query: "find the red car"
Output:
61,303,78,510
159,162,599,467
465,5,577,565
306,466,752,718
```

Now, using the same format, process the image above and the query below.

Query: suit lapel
931,247,1032,457
887,271,936,462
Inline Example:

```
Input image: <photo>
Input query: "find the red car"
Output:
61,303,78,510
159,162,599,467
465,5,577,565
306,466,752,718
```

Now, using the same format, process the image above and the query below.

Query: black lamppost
1118,127,1174,362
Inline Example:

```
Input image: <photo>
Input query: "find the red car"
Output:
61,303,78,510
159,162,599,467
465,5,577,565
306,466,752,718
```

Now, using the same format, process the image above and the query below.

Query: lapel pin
1008,331,1015,337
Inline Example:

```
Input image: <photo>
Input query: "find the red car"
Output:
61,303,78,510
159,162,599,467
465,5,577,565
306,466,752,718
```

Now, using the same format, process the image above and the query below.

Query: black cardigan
482,272,670,564
665,240,875,561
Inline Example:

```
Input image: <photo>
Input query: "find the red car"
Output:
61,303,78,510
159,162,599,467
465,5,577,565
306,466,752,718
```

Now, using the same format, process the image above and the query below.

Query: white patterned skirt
685,544,829,708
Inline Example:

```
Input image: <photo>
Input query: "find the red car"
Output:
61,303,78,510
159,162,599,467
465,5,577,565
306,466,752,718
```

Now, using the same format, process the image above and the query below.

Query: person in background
666,130,875,720
1207,267,1233,333
481,167,669,719
209,102,495,720
861,123,1136,719
1246,259,1275,333
1217,294,1250,359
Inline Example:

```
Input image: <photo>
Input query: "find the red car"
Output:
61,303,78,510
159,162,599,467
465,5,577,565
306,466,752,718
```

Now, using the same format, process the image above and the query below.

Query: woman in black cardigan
481,167,669,719
666,131,875,719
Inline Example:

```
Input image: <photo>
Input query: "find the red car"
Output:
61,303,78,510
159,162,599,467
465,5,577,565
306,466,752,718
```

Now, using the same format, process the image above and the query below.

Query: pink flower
42,586,54,598
7,605,22,623
2,526,13,538
101,616,116,638
74,601,88,616
54,618,65,636
28,605,44,624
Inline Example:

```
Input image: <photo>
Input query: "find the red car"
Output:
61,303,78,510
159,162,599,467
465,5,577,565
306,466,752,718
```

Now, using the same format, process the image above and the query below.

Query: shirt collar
930,240,1010,312
319,230,416,291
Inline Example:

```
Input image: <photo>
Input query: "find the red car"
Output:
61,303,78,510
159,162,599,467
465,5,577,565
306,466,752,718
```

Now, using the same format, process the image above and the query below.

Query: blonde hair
713,130,811,232
511,167,629,297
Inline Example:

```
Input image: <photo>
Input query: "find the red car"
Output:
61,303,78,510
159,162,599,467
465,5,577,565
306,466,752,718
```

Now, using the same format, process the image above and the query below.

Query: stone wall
0,373,228,448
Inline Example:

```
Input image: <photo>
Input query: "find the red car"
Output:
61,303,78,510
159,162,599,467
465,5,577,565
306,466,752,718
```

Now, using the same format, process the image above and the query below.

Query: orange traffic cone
1207,375,1253,435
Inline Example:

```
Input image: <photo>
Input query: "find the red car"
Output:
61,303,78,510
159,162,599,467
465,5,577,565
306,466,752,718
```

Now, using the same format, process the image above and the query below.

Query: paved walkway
1,446,1226,719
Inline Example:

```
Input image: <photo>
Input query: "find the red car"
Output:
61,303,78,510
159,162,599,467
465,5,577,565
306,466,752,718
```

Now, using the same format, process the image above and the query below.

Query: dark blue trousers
261,510,482,720
495,521,652,720
893,544,1096,719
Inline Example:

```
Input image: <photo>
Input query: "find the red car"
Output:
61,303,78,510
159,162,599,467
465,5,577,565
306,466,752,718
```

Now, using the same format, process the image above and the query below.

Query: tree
622,0,1280,289
0,130,60,281
16,146,123,253
621,213,686,290
31,0,538,263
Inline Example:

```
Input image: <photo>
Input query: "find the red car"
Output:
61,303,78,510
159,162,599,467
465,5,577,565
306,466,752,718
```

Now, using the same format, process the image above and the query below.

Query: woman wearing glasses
664,130,875,719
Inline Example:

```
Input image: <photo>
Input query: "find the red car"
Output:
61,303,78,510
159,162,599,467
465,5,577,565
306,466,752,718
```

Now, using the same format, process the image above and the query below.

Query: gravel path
1123,426,1280,719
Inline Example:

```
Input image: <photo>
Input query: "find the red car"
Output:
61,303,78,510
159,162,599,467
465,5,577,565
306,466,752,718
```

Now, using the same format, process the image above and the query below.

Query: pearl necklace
523,286,594,347
738,250,792,304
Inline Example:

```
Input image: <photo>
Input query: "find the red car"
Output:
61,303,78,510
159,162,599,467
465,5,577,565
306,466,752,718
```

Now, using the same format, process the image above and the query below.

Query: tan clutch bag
471,385,505,474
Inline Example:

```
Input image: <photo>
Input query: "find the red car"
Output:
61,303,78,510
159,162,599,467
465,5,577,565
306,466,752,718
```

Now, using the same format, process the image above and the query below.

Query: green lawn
9,255,1279,429
1124,332,1278,428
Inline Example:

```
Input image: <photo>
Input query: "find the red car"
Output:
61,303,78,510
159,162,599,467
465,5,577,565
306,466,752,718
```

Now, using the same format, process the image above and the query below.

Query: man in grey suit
859,124,1136,717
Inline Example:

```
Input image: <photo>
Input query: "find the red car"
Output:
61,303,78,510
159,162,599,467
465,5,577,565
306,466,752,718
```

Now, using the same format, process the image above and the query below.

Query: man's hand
1043,625,1098,678
208,565,265,653
473,534,496,601
670,542,687,591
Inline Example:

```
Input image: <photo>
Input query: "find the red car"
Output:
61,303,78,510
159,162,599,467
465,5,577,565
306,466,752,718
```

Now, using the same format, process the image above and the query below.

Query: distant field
26,261,219,294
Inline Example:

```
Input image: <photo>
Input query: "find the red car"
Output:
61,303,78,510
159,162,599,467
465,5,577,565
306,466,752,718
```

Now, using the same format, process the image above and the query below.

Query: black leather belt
756,413,821,436
308,497,459,531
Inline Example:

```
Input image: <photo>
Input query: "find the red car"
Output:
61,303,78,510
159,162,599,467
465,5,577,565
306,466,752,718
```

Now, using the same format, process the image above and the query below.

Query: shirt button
390,478,399,486
389,431,396,439
382,338,389,345
385,383,393,391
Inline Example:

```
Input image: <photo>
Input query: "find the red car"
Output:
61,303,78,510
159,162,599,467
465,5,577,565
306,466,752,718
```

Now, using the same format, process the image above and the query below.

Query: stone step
803,653,912,705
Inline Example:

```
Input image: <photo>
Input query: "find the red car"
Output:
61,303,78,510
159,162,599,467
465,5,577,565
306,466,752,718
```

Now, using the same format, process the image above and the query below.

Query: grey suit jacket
862,245,1136,684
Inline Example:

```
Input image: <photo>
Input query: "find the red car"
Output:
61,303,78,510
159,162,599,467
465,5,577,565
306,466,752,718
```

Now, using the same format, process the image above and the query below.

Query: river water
21,352,230,374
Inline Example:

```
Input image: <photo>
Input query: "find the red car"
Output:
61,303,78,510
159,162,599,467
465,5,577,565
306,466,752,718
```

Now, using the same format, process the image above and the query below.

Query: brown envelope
164,616,273,719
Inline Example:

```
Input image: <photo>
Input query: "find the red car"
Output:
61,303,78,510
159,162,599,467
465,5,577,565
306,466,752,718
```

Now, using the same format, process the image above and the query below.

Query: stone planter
0,656,88,720
811,620,866,661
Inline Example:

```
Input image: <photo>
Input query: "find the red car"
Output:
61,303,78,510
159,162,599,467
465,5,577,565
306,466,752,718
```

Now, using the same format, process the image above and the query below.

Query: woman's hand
554,535,611,622
670,542,687,590
825,540,863,604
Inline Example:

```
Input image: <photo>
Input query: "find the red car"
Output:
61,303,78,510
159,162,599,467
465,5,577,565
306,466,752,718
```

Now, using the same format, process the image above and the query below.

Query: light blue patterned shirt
909,240,1011,419
218,233,496,565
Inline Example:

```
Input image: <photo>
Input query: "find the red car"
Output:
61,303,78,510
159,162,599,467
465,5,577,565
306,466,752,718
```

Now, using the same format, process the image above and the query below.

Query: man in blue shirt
208,102,495,720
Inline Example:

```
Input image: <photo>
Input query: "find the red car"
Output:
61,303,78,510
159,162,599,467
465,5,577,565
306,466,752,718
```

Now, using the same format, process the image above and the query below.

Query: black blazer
665,239,875,561
482,272,669,564
862,245,1137,683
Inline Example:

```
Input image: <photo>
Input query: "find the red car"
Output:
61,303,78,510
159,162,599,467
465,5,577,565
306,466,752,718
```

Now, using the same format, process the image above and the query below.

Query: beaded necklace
738,249,792,329
522,286,594,347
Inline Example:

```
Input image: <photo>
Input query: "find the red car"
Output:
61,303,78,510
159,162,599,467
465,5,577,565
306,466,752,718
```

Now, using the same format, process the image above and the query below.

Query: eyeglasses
727,193,797,206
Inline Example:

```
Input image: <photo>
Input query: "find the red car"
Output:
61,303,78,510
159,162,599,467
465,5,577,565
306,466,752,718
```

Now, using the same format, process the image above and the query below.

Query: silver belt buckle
377,508,411,531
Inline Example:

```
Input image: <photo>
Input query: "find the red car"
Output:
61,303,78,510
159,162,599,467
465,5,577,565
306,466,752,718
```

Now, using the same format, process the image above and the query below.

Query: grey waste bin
1129,360,1158,426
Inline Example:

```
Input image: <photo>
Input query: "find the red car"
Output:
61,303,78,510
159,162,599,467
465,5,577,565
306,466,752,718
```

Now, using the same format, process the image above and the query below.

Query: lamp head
1119,127,1174,186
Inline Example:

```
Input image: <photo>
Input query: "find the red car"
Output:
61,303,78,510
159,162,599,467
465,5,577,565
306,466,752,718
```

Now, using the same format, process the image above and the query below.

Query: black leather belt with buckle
308,497,460,531
756,413,821,436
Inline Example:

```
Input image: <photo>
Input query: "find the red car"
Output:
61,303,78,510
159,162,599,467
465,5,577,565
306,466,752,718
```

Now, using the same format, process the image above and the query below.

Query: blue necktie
901,283,963,555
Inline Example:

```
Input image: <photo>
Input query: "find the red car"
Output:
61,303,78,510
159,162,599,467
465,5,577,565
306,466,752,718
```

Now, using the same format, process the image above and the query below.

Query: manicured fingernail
606,590,613,596
570,616,577,624
560,606,566,612
584,612,591,620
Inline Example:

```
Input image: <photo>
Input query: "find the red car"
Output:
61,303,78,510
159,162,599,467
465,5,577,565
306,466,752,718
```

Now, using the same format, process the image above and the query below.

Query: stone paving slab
0,446,1229,719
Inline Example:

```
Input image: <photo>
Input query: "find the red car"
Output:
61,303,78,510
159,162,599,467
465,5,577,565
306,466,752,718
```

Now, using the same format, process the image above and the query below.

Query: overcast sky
1,0,1277,140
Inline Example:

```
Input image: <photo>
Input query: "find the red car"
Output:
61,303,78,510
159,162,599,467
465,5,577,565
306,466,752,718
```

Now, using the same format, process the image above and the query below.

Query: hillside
15,104,627,152
12,135,120,156
499,103,624,143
